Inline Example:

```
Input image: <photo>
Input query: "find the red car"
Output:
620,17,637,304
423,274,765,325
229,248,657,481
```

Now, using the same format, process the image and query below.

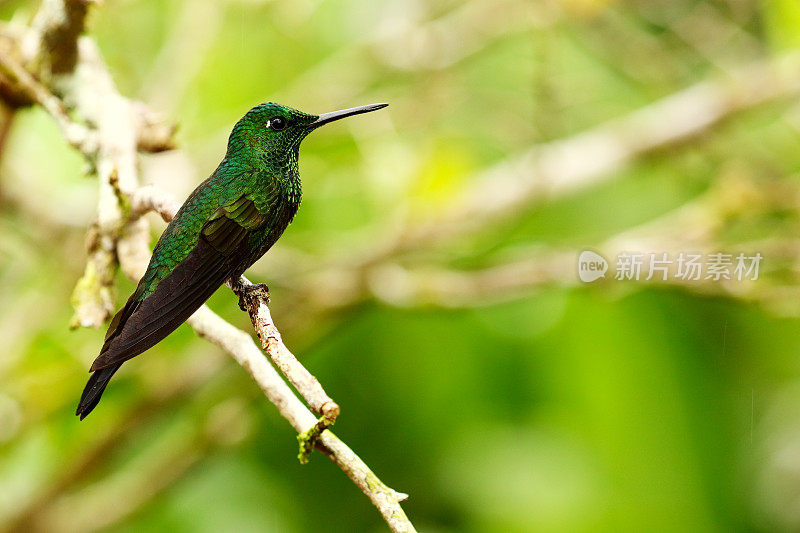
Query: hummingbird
76,102,388,419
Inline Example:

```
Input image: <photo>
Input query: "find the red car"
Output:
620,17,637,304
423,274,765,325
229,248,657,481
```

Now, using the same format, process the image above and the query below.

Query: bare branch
232,278,340,421
318,431,413,532
187,305,415,531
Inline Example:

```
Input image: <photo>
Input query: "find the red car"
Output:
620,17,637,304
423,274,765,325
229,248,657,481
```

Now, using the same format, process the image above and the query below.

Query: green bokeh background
2,0,800,531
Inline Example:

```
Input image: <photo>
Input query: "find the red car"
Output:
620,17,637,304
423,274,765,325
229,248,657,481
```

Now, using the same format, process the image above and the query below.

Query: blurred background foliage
2,0,800,531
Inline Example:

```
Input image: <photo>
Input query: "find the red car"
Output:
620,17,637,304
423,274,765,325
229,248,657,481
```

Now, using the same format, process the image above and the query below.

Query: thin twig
230,277,341,423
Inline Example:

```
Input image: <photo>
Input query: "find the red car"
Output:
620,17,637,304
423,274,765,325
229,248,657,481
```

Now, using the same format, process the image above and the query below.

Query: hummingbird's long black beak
310,103,388,128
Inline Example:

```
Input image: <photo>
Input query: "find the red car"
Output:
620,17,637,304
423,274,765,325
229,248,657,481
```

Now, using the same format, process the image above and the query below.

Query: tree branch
230,277,341,426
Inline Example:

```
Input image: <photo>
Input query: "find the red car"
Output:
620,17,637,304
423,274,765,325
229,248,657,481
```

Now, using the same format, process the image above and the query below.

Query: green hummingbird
76,102,388,419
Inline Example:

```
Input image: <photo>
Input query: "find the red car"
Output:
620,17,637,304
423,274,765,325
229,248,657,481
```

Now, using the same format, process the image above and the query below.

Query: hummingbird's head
227,102,388,162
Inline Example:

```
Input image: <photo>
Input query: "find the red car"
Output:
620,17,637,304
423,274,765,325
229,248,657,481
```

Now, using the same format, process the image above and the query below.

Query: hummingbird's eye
268,117,287,131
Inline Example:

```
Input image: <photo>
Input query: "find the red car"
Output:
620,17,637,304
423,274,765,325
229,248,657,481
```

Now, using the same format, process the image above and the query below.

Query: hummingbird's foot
297,414,336,464
228,279,270,311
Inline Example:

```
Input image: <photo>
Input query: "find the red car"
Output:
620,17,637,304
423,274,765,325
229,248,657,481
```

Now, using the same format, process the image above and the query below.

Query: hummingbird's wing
77,196,266,418
90,195,267,372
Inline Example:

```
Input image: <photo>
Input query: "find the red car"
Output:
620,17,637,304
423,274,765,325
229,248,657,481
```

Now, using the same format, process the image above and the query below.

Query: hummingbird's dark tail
76,363,121,420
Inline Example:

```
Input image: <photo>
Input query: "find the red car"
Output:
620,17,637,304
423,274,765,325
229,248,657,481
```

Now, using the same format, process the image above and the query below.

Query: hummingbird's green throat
76,101,388,420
